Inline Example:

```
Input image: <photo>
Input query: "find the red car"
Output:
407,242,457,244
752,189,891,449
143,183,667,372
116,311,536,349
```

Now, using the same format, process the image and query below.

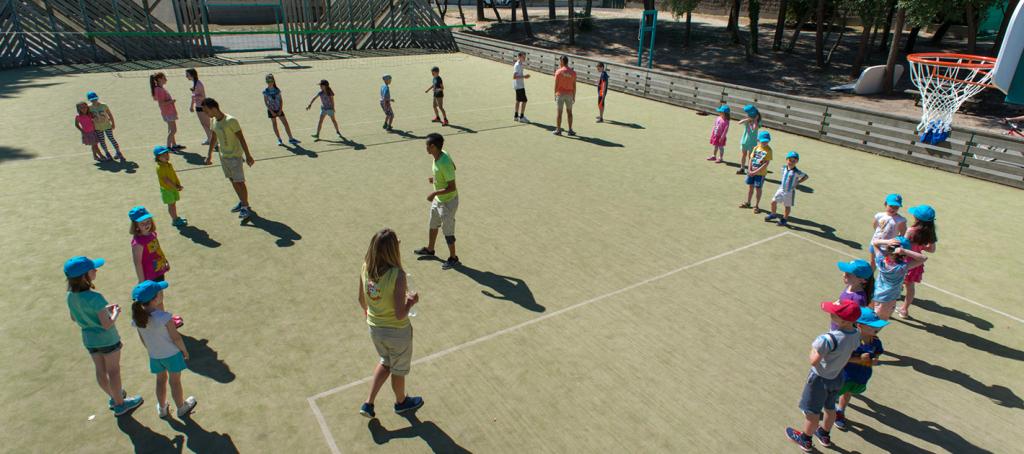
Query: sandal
739,203,752,209
413,247,436,256
753,207,764,214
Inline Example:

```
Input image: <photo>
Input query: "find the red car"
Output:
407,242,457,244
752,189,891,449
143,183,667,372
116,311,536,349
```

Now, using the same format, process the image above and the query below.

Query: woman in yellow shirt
358,228,423,418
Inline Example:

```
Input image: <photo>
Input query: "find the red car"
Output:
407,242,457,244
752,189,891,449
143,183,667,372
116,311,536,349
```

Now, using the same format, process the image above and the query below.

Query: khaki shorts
220,156,245,183
428,196,459,236
556,93,574,111
369,325,413,376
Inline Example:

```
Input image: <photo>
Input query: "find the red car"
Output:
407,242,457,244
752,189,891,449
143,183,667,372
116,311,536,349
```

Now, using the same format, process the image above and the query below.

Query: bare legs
271,115,295,141
91,350,124,406
426,227,456,259
232,181,249,207
166,120,178,148
197,111,212,143
365,364,406,405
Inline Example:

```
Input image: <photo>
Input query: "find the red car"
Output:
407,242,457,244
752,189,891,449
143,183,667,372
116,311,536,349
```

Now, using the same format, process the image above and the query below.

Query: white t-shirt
133,310,180,359
872,212,906,241
513,61,525,90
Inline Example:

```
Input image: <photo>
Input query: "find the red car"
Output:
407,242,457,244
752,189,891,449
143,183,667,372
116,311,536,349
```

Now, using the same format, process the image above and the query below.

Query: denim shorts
149,351,187,374
87,341,123,355
745,175,765,188
798,371,844,415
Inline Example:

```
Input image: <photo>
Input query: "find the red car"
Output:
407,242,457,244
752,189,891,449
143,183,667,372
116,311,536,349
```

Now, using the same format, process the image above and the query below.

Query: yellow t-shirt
156,161,179,190
362,265,409,329
212,115,243,159
749,143,773,176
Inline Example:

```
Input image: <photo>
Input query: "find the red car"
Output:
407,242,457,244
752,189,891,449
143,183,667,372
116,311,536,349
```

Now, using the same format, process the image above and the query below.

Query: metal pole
42,0,67,64
78,0,99,61
9,0,31,66
112,0,129,60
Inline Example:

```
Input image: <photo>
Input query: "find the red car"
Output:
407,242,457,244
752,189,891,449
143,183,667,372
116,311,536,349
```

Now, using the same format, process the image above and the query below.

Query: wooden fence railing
453,32,1024,189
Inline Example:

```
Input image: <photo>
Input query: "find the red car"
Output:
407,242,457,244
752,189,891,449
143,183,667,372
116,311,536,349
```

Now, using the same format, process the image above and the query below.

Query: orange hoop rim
907,52,997,69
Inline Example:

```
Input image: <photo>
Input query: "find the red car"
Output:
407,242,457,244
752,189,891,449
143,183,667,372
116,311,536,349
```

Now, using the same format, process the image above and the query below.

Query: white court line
307,231,791,454
786,233,1024,324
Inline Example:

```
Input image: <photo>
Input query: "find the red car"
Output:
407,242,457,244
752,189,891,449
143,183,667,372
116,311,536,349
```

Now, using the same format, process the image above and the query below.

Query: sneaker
311,133,319,141
514,115,520,122
394,396,424,415
157,402,169,418
337,132,344,139
553,129,562,136
289,137,300,144
706,156,717,161
230,202,243,213
172,315,184,328
176,396,197,418
432,116,441,123
519,116,530,123
834,411,848,430
596,116,603,123
171,144,186,150
113,395,144,416
897,308,910,319
115,153,126,163
360,402,376,418
567,129,576,136
814,427,832,447
383,122,389,129
715,158,724,163
386,125,393,131
172,217,188,227
778,219,789,227
277,138,284,146
442,119,449,126
108,389,127,409
201,139,210,146
764,214,777,222
413,247,436,256
239,206,253,220
736,168,746,175
785,427,813,452
441,256,460,270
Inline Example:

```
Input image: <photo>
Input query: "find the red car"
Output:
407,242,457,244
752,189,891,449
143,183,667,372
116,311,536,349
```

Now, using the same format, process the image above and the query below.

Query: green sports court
1,48,1023,452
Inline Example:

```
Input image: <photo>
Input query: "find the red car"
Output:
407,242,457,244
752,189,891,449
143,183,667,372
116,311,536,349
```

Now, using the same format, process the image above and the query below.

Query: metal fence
453,32,1024,189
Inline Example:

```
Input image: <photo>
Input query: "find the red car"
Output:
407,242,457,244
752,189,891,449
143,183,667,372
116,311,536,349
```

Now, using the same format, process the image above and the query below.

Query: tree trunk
585,0,592,17
477,0,485,21
965,2,977,54
773,0,789,51
520,0,533,37
824,9,848,66
993,0,1021,55
815,0,826,66
929,20,952,45
786,8,811,52
883,8,905,94
852,22,873,77
729,0,743,44
549,0,555,19
685,10,692,47
458,0,466,26
749,0,761,55
569,0,575,44
879,0,896,53
511,1,518,32
904,26,920,53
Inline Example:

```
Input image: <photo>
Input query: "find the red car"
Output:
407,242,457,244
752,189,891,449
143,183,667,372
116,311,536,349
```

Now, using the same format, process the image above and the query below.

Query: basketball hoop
907,53,996,144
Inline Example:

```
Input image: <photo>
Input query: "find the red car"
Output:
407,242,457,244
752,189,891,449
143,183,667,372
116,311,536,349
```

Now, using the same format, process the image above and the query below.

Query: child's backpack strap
827,333,839,352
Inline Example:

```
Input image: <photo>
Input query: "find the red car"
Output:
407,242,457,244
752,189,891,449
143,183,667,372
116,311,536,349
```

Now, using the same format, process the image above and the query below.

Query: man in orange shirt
553,56,577,136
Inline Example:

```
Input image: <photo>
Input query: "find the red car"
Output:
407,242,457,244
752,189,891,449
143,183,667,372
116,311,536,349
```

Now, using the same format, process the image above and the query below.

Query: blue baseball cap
786,151,799,160
153,145,171,157
857,307,890,329
908,204,935,222
743,104,758,117
64,256,105,278
128,206,153,223
717,105,730,114
885,193,903,207
758,131,771,143
86,91,98,101
132,280,169,303
382,74,392,81
895,236,912,250
837,259,872,279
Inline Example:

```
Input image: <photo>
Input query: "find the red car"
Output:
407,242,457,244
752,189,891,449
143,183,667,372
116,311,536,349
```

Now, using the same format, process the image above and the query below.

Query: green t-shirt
67,290,120,348
362,265,409,329
432,151,457,203
213,115,243,159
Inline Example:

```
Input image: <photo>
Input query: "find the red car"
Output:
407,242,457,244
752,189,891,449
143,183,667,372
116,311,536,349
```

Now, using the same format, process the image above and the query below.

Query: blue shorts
321,108,335,116
149,351,187,374
745,175,765,188
798,371,844,416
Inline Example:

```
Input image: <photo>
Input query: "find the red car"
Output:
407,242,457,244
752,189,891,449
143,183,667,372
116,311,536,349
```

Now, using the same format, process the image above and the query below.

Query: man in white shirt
513,51,530,123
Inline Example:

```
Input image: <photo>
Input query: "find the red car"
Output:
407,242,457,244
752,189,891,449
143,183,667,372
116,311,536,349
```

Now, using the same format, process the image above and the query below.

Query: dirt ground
441,6,1024,134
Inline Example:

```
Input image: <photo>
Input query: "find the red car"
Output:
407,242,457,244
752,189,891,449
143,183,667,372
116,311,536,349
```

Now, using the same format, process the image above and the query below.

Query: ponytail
149,74,159,97
863,274,875,303
132,301,149,328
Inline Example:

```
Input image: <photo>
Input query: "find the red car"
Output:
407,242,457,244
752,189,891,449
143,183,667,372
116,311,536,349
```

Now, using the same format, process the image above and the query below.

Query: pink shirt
153,86,177,117
710,116,729,146
191,80,206,105
76,114,95,133
132,233,169,281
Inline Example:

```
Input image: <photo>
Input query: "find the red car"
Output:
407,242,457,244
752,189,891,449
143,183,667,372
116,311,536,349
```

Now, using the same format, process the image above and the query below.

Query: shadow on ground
911,299,993,331
453,264,544,312
176,224,222,248
368,414,469,453
849,395,992,453
182,335,235,383
117,415,185,453
95,159,140,174
0,145,36,162
894,318,1024,362
241,215,302,247
167,416,239,453
783,216,861,250
881,351,1022,409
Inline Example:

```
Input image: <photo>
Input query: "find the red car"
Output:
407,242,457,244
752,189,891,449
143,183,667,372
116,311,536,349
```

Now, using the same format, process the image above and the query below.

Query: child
203,98,257,221
596,62,609,123
424,66,448,126
87,91,124,162
129,206,171,283
870,236,927,320
512,51,530,123
737,104,761,174
836,259,874,308
150,72,182,151
764,151,809,227
899,205,937,318
869,193,907,269
381,74,396,131
740,131,773,213
75,102,104,162
154,146,187,227
263,73,299,146
306,79,341,140
358,228,423,418
64,255,144,416
707,104,729,163
785,299,862,452
185,68,212,145
131,280,197,419
834,307,888,431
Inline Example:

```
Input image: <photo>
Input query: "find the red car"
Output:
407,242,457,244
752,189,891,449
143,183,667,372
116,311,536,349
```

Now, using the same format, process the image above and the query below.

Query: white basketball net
908,54,994,138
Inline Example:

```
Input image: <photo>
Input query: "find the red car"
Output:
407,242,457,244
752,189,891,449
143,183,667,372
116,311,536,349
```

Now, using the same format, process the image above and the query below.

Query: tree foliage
666,0,701,18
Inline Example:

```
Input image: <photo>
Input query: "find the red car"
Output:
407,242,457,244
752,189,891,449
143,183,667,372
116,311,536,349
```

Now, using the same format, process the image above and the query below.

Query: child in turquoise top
737,104,761,174
64,256,144,416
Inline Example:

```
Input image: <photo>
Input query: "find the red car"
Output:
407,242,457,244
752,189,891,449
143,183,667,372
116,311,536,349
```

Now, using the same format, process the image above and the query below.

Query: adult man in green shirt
414,133,460,270
202,98,256,221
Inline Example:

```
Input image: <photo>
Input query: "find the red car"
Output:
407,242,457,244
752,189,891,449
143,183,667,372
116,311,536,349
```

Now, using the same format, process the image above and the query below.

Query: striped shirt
779,165,806,192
